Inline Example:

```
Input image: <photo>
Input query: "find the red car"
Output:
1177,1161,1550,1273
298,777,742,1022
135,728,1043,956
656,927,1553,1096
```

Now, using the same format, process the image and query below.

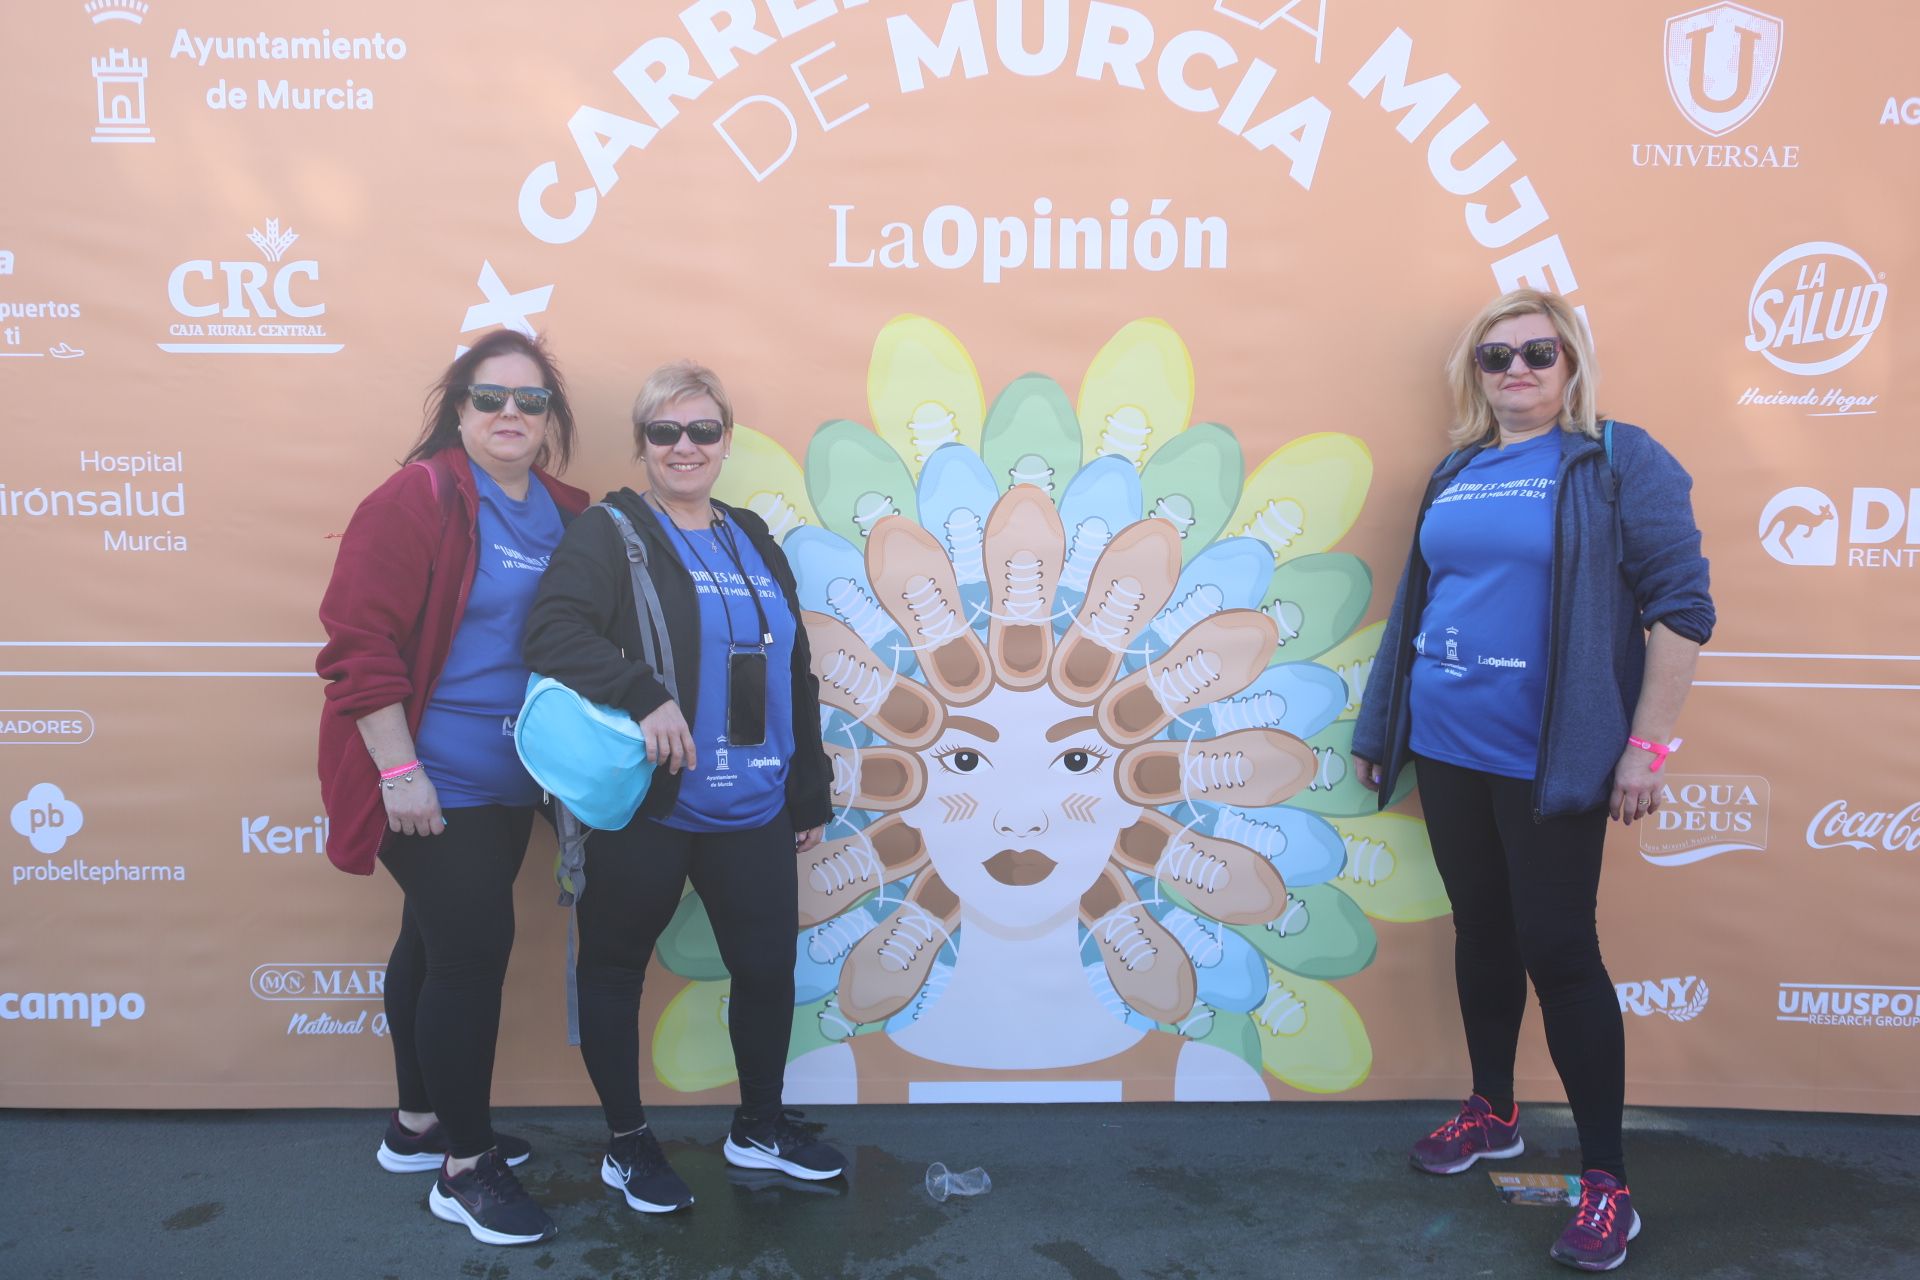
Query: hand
639,699,696,774
1609,746,1664,826
1353,754,1384,793
795,826,823,854
383,772,446,838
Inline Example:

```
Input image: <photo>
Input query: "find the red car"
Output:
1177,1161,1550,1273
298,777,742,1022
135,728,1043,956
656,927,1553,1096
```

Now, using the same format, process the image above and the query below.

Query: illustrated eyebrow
1045,716,1098,742
943,716,999,742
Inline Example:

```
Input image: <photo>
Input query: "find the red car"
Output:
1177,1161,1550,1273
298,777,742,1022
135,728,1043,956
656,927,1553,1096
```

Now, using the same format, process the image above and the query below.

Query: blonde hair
1445,288,1601,448
631,359,734,458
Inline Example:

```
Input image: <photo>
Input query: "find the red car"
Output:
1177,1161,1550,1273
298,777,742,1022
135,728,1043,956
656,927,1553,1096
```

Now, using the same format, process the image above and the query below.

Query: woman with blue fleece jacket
1352,288,1713,1275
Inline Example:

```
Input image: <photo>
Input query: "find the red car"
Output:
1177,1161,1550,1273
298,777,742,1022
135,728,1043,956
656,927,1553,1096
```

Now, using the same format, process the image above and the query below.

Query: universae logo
1663,3,1783,137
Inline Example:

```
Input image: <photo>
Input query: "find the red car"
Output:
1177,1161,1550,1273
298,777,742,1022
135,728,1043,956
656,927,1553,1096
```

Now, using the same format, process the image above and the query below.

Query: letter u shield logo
1664,3,1784,136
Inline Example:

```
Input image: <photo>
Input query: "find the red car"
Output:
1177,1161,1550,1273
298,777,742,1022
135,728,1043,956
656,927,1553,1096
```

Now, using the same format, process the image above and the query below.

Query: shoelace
809,833,880,893
753,1108,824,1152
468,1154,531,1203
826,577,894,649
1081,576,1145,649
616,1129,673,1176
1160,838,1229,896
819,645,892,712
1150,649,1224,710
902,574,965,644
1000,551,1047,621
1570,1187,1619,1239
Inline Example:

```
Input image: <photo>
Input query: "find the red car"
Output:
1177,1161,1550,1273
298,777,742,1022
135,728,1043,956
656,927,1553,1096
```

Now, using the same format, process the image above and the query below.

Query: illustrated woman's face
902,683,1140,928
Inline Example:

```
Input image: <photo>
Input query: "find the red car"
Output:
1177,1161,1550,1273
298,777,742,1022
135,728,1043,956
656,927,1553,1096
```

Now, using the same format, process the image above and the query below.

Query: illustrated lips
983,848,1056,887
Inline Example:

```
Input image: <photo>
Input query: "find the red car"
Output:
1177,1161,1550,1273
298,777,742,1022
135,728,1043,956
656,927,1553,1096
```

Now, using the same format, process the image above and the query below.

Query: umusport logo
0,990,145,1026
1777,984,1920,1029
1616,977,1710,1022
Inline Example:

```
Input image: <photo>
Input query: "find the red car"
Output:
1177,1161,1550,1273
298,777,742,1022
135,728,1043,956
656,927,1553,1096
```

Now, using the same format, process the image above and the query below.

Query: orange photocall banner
2,1,1916,1113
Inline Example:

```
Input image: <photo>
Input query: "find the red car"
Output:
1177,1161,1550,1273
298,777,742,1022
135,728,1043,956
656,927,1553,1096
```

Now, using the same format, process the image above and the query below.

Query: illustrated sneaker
799,813,929,928
1049,517,1183,704
837,871,959,1023
1408,1095,1524,1175
376,1112,531,1173
983,483,1065,689
724,1109,846,1181
1113,809,1287,925
866,514,992,706
1096,609,1278,745
805,611,944,749
1551,1170,1641,1272
1116,729,1318,808
1080,864,1196,1023
825,743,925,812
602,1126,694,1214
428,1150,556,1246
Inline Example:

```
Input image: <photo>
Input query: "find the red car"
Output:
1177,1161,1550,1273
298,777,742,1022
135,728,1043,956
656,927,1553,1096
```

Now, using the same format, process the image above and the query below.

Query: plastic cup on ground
925,1161,991,1201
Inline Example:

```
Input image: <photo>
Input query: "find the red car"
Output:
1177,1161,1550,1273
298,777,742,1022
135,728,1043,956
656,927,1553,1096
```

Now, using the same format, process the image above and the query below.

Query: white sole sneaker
723,1135,844,1182
427,1184,553,1246
600,1155,693,1213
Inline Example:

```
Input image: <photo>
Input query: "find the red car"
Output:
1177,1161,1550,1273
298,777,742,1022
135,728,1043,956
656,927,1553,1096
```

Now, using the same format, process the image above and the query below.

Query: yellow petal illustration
1312,621,1387,719
868,314,985,478
1332,812,1452,923
1076,319,1193,469
714,424,817,542
1252,967,1373,1094
652,979,736,1093
1224,433,1373,565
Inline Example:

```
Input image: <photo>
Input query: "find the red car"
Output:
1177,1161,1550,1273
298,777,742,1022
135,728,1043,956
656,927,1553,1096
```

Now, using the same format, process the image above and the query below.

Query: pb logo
1757,487,1838,567
9,782,85,855
1664,3,1784,137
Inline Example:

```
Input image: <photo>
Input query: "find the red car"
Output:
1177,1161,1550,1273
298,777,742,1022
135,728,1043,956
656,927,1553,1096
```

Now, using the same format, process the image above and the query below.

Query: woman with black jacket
522,360,841,1214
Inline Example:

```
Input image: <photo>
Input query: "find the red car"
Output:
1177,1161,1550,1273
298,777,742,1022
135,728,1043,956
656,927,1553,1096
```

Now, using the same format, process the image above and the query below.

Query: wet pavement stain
160,1202,223,1231
1033,1239,1127,1280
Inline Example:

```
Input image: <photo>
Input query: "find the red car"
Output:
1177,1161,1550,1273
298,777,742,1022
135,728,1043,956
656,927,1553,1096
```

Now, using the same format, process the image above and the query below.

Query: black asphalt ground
3,1102,1916,1279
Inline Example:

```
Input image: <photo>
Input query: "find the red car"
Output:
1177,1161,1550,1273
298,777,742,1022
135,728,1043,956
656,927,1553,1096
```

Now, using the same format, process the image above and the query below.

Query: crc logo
9,782,84,855
1745,243,1888,377
1616,976,1709,1022
249,964,386,1001
1806,800,1920,853
241,814,328,855
1757,487,1838,566
161,219,342,355
1664,3,1783,137
1639,775,1768,867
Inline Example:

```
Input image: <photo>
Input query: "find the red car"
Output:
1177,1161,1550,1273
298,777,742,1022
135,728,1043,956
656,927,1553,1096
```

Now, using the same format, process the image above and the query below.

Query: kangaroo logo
1757,487,1838,566
1664,4,1784,137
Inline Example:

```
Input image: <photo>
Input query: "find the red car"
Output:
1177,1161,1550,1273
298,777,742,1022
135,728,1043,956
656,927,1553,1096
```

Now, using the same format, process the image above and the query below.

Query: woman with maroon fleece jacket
316,330,587,1248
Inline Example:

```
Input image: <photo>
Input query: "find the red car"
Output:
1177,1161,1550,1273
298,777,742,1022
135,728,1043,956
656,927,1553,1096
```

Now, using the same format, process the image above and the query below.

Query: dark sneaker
723,1109,846,1181
376,1111,531,1173
602,1127,694,1214
428,1151,556,1246
1409,1095,1524,1175
1551,1170,1641,1272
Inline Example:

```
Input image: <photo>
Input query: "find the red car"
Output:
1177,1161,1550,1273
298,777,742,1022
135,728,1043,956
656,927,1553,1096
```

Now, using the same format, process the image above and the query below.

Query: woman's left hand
795,826,823,854
1609,746,1665,826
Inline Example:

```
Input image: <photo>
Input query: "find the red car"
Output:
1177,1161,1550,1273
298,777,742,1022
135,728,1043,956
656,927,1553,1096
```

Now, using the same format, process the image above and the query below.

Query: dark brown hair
404,329,576,472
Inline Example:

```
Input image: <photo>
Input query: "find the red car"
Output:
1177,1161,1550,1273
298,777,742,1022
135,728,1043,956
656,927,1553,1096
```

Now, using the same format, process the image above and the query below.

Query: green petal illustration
1223,433,1373,565
980,373,1081,497
1197,1008,1262,1073
1290,718,1414,816
1252,968,1373,1094
806,418,919,545
1139,423,1243,560
1261,554,1373,664
1077,319,1193,469
1333,812,1451,923
1313,620,1387,719
868,314,985,478
713,424,817,542
653,980,735,1093
1232,883,1377,980
656,890,727,982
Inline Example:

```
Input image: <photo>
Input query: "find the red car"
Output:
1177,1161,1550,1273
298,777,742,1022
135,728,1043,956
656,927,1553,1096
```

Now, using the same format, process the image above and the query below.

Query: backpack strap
599,503,680,706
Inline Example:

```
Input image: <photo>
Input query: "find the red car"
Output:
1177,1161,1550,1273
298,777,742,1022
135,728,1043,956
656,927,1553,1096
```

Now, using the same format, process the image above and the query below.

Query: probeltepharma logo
1805,800,1920,853
1777,984,1920,1029
10,782,84,854
1634,4,1794,169
160,219,342,355
1758,486,1920,570
8,780,185,886
1616,976,1709,1022
251,963,388,1037
1639,775,1768,866
241,814,329,856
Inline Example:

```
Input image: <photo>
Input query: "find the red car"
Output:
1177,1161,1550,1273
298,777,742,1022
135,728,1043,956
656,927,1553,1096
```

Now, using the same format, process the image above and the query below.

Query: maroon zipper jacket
316,448,590,875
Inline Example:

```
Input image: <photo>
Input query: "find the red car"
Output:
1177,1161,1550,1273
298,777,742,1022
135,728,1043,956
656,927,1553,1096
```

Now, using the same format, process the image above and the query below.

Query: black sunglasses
468,384,552,415
1474,338,1561,375
644,418,726,447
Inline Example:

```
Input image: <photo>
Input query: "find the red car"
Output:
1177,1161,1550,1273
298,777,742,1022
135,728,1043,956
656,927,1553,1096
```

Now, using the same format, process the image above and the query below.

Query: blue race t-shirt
659,511,796,831
415,468,566,807
1408,432,1560,779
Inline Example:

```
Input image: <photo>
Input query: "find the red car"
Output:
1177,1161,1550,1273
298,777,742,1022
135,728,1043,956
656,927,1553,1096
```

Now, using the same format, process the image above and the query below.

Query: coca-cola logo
1805,801,1920,852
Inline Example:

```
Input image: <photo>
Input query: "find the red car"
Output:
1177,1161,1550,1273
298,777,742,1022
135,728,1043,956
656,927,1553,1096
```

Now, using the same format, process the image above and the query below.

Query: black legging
1413,755,1626,1180
574,812,798,1134
381,804,533,1160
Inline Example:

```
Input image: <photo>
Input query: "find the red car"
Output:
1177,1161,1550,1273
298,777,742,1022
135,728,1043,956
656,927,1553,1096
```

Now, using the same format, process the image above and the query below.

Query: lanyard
656,499,772,647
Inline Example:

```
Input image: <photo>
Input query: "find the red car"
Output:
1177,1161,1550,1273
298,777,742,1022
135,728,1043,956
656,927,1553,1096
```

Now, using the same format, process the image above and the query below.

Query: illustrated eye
1053,744,1112,774
931,746,985,773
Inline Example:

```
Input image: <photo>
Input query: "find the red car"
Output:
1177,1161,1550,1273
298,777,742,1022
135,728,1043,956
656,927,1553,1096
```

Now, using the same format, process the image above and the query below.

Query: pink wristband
1626,736,1681,771
379,760,422,781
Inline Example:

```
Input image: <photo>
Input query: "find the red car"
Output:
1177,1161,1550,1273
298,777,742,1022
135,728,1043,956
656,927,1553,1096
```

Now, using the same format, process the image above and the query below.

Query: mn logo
1664,3,1784,137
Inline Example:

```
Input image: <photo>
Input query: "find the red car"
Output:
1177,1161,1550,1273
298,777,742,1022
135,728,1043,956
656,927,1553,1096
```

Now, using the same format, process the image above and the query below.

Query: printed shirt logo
1757,487,1838,566
1664,3,1784,137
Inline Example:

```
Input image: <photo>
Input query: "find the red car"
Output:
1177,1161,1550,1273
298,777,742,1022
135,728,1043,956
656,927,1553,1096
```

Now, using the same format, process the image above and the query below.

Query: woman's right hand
640,699,696,774
383,772,446,837
1353,754,1384,792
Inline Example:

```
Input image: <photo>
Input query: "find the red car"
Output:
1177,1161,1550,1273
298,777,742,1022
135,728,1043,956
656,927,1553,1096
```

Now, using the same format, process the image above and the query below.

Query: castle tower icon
91,48,154,144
